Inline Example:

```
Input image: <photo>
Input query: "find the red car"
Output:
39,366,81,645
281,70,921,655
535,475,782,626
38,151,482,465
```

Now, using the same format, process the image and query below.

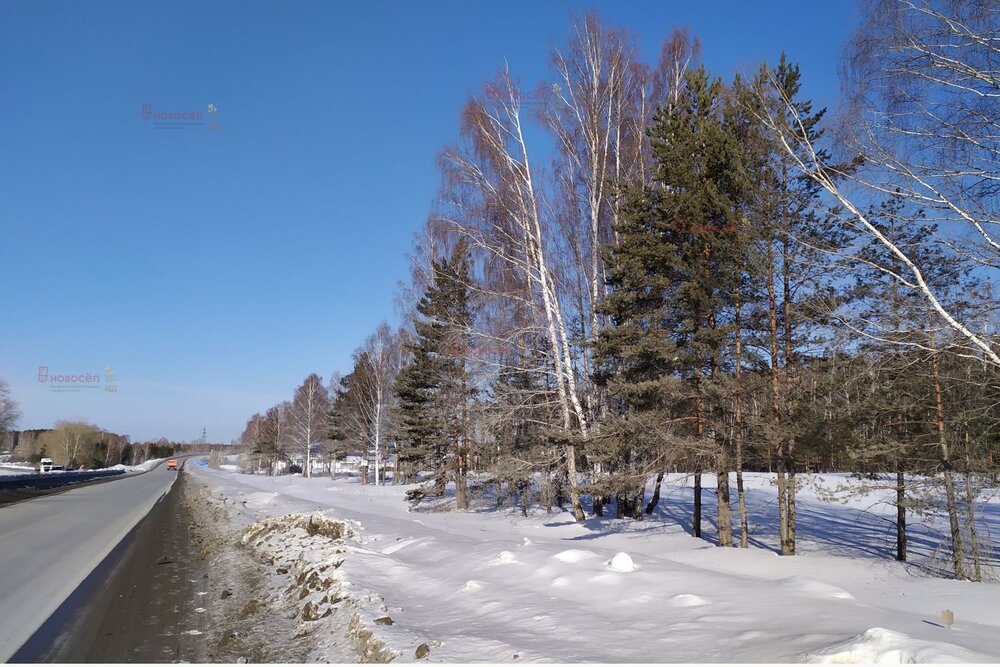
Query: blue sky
0,0,861,443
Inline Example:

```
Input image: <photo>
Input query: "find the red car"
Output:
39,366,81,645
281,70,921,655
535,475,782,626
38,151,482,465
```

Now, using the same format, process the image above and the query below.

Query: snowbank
809,627,989,663
126,457,167,472
0,464,37,477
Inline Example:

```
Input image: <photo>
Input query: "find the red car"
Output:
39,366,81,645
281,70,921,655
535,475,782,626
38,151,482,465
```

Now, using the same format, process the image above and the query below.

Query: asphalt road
13,472,209,662
0,460,179,661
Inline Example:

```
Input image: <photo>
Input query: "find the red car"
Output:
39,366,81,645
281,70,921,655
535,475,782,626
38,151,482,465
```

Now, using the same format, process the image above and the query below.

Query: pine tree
393,241,476,507
597,67,748,542
739,54,847,555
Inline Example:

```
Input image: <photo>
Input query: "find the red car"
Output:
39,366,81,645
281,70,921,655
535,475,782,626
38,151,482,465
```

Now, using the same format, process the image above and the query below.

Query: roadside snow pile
103,460,157,474
809,627,990,663
241,512,354,546
238,512,400,662
0,464,37,477
119,457,166,473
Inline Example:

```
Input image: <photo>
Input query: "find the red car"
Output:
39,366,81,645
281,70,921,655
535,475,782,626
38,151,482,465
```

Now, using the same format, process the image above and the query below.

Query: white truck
38,458,54,473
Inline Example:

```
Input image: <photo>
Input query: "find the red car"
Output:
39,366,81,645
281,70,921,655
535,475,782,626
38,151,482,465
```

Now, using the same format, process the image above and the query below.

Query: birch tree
261,402,291,475
288,374,331,479
439,69,591,519
0,380,19,436
756,0,1000,367
540,15,638,364
353,323,403,485
44,420,101,468
240,412,267,474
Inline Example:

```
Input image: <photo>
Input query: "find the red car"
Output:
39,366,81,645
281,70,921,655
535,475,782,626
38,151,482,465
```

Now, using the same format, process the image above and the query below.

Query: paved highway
0,461,179,661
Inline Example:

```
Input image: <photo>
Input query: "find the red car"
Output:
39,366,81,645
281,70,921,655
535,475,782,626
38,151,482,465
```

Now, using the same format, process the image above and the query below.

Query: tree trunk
896,465,907,562
455,451,468,510
933,351,966,579
787,445,797,555
962,430,982,582
736,467,748,548
645,471,664,515
717,467,733,547
962,469,981,582
766,236,791,556
776,465,790,555
693,472,702,538
515,109,587,522
781,202,797,556
733,293,749,549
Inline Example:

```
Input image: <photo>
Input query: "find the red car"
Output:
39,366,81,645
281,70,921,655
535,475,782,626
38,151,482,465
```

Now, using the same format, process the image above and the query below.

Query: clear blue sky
0,0,860,443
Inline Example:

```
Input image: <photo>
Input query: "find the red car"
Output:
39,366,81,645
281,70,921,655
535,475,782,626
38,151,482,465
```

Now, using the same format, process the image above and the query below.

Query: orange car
166,459,179,470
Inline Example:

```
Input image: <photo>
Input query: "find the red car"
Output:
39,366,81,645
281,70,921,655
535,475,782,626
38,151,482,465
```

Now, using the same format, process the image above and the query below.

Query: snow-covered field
188,465,1000,663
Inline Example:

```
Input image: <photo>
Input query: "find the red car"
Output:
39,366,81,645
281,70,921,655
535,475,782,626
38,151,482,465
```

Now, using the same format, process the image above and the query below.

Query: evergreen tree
597,67,748,541
738,54,848,555
393,241,476,507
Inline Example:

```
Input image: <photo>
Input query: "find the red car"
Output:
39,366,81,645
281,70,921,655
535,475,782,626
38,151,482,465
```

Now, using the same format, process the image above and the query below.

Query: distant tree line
3,423,179,468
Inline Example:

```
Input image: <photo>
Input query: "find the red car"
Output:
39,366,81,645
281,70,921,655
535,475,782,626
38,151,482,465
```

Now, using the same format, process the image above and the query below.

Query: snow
808,627,986,664
607,551,637,572
122,457,167,472
188,466,1000,663
0,464,37,476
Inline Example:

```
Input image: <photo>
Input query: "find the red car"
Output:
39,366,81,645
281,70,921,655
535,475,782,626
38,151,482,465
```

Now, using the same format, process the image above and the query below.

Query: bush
208,450,224,469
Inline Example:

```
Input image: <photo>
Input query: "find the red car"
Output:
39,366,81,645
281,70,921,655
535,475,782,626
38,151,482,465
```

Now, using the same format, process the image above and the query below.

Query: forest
238,0,1000,581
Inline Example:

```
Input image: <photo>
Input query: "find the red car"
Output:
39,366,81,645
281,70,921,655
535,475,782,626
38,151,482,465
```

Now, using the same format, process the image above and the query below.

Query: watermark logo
38,365,119,393
207,103,220,131
483,83,554,109
140,102,220,131
104,366,118,393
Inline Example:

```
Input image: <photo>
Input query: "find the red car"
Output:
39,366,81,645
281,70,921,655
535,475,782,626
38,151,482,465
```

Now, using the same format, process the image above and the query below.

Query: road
13,472,210,662
0,461,179,661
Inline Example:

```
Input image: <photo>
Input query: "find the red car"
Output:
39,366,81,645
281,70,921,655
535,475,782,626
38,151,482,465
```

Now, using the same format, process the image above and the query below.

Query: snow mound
552,549,597,563
787,577,855,600
242,491,279,509
606,552,636,572
490,550,518,566
460,580,483,592
220,464,240,471
808,627,986,664
668,593,710,608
